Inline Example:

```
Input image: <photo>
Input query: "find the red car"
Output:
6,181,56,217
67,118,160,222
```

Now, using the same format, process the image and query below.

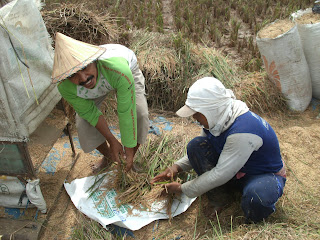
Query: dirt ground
29,103,320,239
1,100,319,239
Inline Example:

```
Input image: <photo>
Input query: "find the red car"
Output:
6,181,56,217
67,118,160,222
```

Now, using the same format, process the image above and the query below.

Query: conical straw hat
51,32,106,83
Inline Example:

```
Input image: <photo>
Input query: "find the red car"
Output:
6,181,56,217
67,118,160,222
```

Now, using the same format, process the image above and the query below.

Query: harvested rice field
1,0,320,239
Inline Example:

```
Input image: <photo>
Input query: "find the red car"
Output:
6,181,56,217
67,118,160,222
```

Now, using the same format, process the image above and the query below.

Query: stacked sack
292,8,320,100
256,19,312,112
256,8,320,111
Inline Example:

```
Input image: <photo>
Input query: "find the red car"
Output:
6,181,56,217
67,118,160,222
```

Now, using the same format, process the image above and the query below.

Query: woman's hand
150,164,182,184
163,182,182,195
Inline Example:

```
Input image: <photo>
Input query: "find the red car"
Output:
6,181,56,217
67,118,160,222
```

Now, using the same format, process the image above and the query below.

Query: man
151,77,286,223
52,32,149,172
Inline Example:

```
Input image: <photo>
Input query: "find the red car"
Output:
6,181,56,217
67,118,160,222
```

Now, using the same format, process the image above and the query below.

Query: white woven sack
0,176,35,208
26,179,47,213
292,8,320,99
256,23,312,111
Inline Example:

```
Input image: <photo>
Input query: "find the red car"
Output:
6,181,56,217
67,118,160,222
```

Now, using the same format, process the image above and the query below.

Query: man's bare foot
90,157,111,173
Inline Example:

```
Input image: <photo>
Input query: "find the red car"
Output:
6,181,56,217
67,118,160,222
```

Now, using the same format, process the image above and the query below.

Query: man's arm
175,155,193,172
58,77,128,166
95,115,124,164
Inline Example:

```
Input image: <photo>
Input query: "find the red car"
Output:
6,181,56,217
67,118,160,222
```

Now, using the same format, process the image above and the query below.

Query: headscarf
177,77,249,136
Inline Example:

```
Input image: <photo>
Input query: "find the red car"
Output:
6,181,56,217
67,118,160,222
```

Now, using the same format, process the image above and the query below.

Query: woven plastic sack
292,8,320,99
0,0,60,142
0,176,34,208
256,22,312,111
26,178,47,213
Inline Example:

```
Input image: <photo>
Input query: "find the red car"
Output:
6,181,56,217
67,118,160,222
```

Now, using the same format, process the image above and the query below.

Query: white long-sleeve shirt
176,130,263,198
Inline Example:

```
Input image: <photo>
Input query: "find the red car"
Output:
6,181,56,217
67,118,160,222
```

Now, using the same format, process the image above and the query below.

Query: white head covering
176,77,249,136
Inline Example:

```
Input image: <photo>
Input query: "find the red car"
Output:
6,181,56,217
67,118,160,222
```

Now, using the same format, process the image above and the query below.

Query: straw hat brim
51,33,106,83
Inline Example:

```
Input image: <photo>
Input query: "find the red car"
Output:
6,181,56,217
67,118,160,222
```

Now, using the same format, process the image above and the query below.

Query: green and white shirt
58,44,138,148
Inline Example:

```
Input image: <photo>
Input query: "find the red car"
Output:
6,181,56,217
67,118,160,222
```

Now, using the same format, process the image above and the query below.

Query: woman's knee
241,193,276,222
243,175,284,205
241,175,285,222
187,136,207,153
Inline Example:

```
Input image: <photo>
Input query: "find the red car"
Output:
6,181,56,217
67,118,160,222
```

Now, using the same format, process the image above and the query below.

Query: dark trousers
187,136,286,223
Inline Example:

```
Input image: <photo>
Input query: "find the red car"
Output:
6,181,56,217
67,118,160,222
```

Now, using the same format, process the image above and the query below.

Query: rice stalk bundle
89,164,175,216
88,134,191,217
190,44,241,89
233,72,287,114
42,3,119,45
130,30,179,79
129,30,184,109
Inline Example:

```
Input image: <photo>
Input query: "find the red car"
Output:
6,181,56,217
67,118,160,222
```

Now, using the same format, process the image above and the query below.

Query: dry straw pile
42,3,286,116
42,3,120,45
258,19,295,39
295,12,320,24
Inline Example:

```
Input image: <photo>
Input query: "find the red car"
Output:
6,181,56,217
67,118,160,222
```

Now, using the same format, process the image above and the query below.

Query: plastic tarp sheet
64,173,196,231
0,0,60,142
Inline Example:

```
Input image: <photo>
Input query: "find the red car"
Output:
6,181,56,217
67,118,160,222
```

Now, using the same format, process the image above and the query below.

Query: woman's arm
181,133,263,198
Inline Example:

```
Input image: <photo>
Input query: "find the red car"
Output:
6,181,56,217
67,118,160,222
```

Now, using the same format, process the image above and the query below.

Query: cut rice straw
42,3,120,45
87,134,193,218
190,44,240,89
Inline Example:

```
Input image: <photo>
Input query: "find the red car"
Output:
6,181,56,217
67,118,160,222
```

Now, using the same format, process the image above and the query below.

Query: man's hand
109,139,125,165
124,147,135,172
150,164,182,184
95,115,125,165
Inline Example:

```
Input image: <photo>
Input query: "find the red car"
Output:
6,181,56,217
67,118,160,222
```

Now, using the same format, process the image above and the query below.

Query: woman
151,77,286,223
